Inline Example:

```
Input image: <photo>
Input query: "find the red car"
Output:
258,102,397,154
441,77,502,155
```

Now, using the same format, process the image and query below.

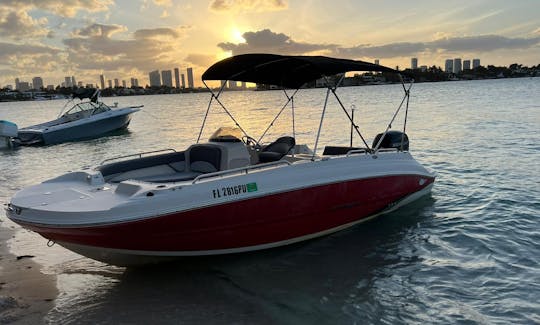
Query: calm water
1,78,539,324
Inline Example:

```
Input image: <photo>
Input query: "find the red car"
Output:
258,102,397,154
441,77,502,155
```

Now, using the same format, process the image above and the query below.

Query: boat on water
3,88,141,146
6,54,435,266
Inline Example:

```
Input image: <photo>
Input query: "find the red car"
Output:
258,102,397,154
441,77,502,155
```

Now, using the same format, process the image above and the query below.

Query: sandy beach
0,219,57,324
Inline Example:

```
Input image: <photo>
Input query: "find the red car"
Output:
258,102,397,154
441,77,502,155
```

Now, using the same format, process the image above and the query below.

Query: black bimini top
202,54,398,89
72,88,98,102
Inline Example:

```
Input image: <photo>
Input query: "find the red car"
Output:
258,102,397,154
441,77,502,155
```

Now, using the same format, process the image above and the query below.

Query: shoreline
0,219,58,324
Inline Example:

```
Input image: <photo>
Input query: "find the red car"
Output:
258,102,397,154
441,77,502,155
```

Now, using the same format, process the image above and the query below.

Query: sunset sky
1,0,539,88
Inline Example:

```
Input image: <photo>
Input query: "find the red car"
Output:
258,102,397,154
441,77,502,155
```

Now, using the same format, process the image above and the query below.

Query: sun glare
231,27,246,43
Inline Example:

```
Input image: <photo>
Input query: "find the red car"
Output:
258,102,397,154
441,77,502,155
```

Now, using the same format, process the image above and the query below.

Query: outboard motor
372,130,409,151
0,120,18,149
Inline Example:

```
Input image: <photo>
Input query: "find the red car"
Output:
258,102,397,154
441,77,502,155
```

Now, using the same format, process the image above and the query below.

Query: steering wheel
242,135,262,150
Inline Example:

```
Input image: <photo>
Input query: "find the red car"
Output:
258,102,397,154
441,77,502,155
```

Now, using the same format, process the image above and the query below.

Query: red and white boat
6,54,435,266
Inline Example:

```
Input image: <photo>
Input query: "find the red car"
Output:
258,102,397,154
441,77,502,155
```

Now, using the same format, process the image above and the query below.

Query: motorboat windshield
62,101,111,120
209,127,243,142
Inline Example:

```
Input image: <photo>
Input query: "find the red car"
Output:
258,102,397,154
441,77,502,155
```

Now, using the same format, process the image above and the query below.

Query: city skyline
1,1,539,88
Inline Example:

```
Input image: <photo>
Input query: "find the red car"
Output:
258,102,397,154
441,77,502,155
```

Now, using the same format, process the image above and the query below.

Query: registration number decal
212,182,258,198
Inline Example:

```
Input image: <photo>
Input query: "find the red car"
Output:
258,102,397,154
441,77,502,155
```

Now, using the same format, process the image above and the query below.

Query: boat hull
13,174,434,265
17,108,137,145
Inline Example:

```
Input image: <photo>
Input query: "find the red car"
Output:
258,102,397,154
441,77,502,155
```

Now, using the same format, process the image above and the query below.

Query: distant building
220,80,227,89
85,83,93,88
411,58,418,70
181,74,185,88
161,70,173,87
420,65,428,72
77,82,83,87
228,80,237,89
453,58,462,74
472,59,481,68
14,78,20,90
114,78,119,87
130,78,139,88
241,81,246,89
463,60,471,70
18,82,30,91
187,67,194,88
374,59,380,65
100,74,105,90
149,70,161,87
71,76,76,87
445,59,453,73
174,68,180,88
122,80,126,88
108,80,112,88
32,77,43,90
46,85,55,90
65,76,72,87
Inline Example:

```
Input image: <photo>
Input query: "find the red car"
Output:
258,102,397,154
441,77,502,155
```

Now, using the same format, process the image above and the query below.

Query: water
1,78,539,324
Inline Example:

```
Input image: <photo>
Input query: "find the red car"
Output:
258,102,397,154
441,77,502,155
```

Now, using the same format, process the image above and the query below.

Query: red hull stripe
22,175,434,252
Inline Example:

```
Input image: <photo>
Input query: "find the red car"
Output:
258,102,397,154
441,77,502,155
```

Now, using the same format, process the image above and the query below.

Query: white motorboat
12,88,141,145
6,54,435,266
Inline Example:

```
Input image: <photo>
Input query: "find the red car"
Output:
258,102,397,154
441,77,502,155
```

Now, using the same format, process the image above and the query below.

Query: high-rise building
114,78,119,87
181,74,185,88
130,78,137,88
77,81,83,87
122,80,126,88
187,67,194,89
18,82,30,91
411,58,418,70
32,77,43,90
149,70,161,87
472,59,481,68
71,76,76,87
14,78,20,90
65,76,72,87
463,60,471,70
445,59,453,73
453,58,462,74
100,74,105,90
174,68,180,88
108,80,112,88
161,70,173,87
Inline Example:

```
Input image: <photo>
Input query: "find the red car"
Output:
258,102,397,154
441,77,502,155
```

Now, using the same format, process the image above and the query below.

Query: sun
230,27,246,44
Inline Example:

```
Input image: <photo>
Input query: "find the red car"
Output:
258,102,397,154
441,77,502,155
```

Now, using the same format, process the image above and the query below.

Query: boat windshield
209,127,243,142
63,102,111,117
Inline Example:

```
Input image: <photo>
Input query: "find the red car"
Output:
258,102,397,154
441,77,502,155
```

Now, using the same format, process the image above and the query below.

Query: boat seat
188,144,222,173
258,136,296,163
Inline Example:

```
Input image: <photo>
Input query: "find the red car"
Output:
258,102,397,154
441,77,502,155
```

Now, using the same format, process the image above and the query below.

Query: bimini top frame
199,53,413,157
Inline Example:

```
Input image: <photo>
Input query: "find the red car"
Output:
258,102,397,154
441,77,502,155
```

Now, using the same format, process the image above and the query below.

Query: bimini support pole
283,89,296,141
197,80,225,143
257,88,299,143
372,75,414,153
199,80,250,142
312,86,331,160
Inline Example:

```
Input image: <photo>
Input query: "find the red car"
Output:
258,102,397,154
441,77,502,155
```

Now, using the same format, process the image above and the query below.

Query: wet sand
0,220,57,324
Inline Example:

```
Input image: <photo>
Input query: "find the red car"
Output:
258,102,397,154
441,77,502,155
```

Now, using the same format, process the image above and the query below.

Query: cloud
218,29,337,55
0,42,63,76
62,24,189,73
153,0,172,6
209,0,287,12
0,0,113,18
336,35,540,59
73,23,126,38
0,9,49,40
184,53,216,67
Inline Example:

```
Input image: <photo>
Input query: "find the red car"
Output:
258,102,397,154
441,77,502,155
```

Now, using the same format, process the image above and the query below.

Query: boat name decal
212,182,258,198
